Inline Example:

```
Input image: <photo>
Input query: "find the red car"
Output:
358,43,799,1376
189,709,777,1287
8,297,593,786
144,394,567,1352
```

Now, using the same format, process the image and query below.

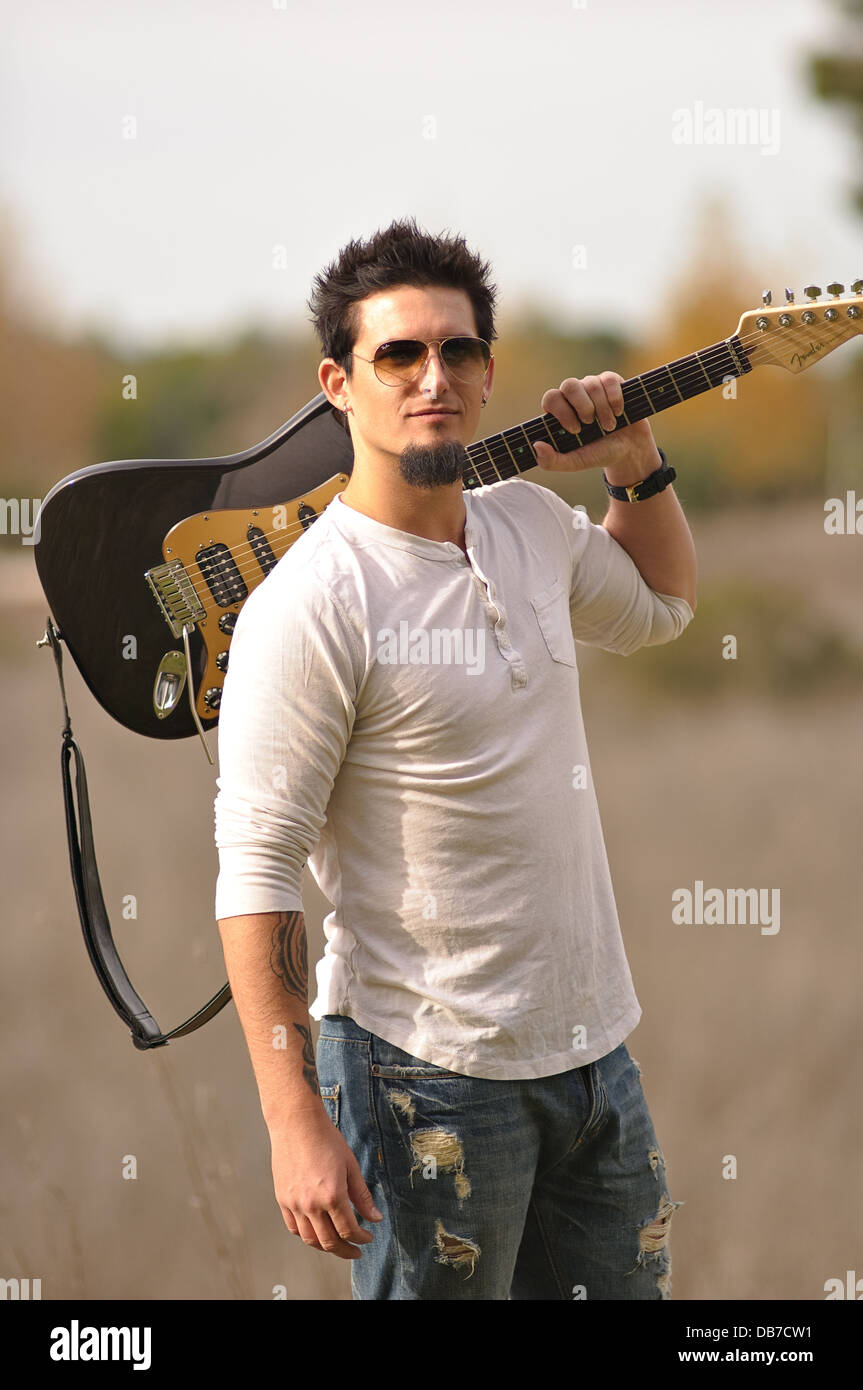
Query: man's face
325,283,494,488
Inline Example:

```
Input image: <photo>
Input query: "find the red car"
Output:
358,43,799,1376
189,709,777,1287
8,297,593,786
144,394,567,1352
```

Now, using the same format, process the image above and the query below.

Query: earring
481,396,487,406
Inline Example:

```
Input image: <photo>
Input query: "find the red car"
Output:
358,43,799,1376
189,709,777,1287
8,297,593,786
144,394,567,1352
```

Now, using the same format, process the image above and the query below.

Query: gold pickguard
161,472,349,721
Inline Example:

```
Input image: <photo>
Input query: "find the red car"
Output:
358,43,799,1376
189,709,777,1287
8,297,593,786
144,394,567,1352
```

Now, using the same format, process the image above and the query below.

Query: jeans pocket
318,1082,340,1128
370,1032,461,1080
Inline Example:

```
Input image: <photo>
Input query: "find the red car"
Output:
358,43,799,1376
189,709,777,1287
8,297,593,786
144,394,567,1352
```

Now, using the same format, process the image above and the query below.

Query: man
214,217,696,1301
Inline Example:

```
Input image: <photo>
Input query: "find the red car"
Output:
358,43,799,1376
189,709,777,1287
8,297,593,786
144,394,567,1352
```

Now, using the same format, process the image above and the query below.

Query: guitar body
34,392,354,738
34,282,861,741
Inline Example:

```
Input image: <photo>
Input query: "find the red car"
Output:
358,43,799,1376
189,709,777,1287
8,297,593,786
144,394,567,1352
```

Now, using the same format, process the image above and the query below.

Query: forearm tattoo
292,1022,319,1097
268,911,307,1001
269,913,318,1097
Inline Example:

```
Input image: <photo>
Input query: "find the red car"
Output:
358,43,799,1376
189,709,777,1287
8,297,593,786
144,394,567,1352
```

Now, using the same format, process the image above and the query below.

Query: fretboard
463,334,753,487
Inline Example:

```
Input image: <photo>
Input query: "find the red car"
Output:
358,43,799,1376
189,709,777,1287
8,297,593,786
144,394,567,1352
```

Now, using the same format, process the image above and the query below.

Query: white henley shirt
214,476,693,1079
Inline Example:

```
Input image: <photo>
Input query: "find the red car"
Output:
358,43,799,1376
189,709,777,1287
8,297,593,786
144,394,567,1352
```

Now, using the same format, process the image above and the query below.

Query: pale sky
2,0,860,352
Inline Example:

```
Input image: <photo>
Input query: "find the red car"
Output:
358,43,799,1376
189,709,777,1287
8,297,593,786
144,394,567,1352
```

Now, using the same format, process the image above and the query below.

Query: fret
692,350,714,390
621,376,654,422
476,437,499,482
462,447,484,488
494,431,516,475
517,423,541,467
694,341,740,388
461,333,755,485
665,358,689,401
524,420,555,457
639,364,681,412
544,416,586,453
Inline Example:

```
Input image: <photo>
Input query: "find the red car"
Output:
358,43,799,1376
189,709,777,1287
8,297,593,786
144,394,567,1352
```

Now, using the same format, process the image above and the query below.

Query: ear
318,356,350,409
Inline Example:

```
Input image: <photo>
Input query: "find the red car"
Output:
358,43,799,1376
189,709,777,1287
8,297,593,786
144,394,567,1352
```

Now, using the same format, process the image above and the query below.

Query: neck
339,455,468,549
462,331,753,487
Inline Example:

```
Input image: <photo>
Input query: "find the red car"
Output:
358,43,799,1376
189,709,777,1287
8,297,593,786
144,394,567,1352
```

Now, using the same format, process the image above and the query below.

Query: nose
417,343,449,397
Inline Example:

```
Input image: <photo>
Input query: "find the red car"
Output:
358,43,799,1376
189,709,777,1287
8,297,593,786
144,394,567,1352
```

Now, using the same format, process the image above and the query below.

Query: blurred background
1,0,861,1301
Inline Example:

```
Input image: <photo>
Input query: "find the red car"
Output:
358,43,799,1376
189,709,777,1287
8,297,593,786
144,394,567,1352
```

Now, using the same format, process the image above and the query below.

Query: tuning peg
762,289,772,306
784,288,795,304
826,282,844,298
803,285,822,301
851,279,862,295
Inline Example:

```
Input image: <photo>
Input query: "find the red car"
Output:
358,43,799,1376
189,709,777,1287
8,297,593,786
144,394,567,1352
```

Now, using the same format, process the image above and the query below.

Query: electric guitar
34,282,862,747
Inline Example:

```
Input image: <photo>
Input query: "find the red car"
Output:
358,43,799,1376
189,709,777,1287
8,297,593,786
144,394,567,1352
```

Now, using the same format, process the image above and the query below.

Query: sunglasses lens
373,341,427,383
373,338,490,384
441,338,490,380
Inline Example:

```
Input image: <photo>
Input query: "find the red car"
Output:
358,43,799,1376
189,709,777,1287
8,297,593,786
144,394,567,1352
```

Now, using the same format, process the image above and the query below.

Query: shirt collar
329,491,477,562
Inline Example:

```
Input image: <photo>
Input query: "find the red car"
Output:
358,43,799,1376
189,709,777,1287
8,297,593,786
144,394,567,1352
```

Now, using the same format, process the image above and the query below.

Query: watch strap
603,447,676,502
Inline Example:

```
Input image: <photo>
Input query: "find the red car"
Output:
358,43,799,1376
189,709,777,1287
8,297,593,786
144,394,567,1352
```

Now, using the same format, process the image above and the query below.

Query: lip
410,409,458,417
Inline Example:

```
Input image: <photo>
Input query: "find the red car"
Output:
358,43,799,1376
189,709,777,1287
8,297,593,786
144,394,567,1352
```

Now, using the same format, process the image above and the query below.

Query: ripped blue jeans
315,1015,682,1301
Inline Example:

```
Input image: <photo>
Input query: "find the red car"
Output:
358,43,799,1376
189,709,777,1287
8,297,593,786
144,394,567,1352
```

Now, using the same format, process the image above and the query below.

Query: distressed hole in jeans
389,1090,416,1123
434,1219,480,1279
638,1193,678,1255
635,1193,680,1299
409,1129,471,1201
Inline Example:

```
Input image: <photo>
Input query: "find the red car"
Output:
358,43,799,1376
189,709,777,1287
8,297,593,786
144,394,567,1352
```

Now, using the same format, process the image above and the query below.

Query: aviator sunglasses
348,336,492,386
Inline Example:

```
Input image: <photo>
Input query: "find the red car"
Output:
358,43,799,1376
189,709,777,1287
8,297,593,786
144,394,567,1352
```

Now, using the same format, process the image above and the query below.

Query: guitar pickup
145,559,206,638
196,543,249,608
247,523,278,577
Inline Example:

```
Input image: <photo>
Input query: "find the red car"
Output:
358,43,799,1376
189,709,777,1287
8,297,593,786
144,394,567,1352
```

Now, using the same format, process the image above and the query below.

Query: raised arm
534,369,697,612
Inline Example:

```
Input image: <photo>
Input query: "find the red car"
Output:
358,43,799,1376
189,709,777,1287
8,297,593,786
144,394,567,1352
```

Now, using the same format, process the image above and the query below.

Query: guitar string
181,316,853,610
181,328,773,602
176,324,843,627
163,314,856,628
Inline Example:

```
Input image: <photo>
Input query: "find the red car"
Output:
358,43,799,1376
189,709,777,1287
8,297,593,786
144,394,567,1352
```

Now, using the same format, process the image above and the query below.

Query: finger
293,1208,360,1261
330,1196,375,1245
294,1211,325,1252
345,1154,384,1223
282,1206,300,1237
572,375,621,433
540,382,590,434
533,439,563,468
597,370,626,417
309,1209,367,1260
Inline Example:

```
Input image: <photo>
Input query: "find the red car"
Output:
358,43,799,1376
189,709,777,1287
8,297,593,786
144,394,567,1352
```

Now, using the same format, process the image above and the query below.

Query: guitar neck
463,332,753,487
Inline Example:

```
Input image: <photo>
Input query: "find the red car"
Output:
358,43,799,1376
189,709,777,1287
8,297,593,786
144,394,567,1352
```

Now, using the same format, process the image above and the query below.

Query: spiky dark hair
306,215,499,380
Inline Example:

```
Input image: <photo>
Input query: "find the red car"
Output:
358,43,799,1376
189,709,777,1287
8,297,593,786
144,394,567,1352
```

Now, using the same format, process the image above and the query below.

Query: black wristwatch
602,447,676,502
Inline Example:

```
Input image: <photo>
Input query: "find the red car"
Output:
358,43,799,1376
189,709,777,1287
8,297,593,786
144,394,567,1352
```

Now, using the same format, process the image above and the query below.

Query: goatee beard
398,440,467,490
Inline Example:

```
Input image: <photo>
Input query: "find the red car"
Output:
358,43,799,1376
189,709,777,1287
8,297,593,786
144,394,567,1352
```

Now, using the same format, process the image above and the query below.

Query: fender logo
790,340,824,368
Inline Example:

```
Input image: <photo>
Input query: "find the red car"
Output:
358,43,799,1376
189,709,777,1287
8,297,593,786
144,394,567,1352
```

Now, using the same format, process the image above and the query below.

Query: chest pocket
530,576,576,667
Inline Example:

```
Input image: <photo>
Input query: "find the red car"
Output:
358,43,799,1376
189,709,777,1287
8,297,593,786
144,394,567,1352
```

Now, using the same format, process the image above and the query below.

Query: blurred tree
807,0,863,214
0,208,115,509
624,197,831,508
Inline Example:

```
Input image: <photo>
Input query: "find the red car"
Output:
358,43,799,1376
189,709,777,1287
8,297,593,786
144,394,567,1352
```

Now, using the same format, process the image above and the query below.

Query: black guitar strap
40,616,232,1050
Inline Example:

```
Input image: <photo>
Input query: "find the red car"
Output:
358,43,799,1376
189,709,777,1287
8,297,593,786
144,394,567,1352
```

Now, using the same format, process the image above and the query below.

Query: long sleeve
531,483,694,655
213,564,362,920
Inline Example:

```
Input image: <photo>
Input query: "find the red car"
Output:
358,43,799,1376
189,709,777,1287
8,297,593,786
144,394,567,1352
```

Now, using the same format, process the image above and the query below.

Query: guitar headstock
736,280,862,373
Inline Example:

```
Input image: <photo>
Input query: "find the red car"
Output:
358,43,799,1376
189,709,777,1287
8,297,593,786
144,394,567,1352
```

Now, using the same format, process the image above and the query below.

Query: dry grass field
1,494,860,1301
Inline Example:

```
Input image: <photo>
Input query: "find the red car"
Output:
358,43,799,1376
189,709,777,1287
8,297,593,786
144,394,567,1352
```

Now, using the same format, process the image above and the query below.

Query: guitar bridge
145,559,206,638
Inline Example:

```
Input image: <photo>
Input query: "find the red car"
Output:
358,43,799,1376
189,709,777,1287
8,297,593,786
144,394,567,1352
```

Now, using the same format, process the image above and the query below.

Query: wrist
266,1097,331,1134
603,447,676,503
602,442,663,489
